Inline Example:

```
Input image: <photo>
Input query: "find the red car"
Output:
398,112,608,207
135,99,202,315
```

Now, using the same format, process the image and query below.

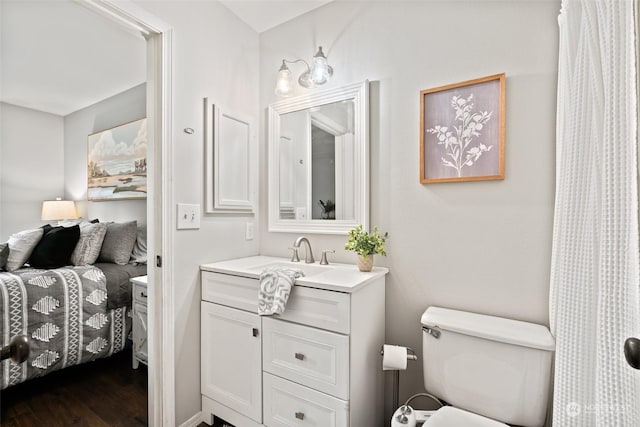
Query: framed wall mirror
268,81,369,234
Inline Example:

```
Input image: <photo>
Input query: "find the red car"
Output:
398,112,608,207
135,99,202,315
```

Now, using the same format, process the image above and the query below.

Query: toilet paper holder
380,346,418,410
380,346,418,360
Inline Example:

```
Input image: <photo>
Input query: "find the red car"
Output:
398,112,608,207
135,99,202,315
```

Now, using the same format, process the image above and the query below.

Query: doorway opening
82,2,175,425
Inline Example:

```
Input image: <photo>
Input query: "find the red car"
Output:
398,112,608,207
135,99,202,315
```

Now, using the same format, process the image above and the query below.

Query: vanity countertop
200,255,388,293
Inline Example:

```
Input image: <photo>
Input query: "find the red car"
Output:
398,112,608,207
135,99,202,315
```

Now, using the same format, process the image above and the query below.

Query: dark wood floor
199,419,234,427
0,348,147,426
199,416,235,427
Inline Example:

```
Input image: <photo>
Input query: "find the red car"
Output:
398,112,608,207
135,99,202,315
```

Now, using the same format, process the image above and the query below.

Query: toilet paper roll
382,344,408,370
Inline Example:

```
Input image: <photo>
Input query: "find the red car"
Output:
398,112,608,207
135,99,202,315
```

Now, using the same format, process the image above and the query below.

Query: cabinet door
133,301,148,362
201,302,262,423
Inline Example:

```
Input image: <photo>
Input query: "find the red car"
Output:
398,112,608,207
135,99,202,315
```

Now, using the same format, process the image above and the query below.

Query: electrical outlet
177,203,200,229
245,222,254,240
295,207,307,220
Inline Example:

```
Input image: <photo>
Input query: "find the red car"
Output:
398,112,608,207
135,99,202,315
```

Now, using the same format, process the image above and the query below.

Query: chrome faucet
293,236,315,263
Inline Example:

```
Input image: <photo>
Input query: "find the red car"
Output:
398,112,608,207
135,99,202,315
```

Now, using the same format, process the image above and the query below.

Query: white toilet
417,306,555,427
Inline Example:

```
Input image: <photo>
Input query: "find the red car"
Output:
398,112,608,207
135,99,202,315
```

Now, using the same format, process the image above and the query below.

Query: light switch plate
245,222,254,240
177,203,200,229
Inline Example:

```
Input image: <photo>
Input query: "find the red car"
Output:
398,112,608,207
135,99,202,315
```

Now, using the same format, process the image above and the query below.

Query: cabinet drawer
133,282,148,304
263,317,349,399
202,271,350,333
278,286,350,334
263,373,348,427
202,271,259,312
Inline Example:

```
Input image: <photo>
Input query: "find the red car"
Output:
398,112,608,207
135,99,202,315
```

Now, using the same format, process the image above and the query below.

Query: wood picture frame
420,73,505,184
87,118,147,200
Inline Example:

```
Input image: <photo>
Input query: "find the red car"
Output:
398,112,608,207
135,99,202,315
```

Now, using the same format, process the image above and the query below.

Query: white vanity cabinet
200,256,387,427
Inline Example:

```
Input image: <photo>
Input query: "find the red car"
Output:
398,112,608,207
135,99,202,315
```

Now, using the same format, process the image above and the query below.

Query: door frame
77,1,175,425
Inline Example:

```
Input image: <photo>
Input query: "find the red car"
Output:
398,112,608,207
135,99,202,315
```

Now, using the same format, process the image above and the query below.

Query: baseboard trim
179,411,204,427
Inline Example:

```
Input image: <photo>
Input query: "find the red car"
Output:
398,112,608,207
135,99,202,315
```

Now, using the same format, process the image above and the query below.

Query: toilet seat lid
423,406,509,427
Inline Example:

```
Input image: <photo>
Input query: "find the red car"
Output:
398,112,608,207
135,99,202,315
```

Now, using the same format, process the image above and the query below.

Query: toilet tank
421,307,555,427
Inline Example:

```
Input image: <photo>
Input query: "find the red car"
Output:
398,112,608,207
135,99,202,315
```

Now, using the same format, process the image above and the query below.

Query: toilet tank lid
421,307,555,351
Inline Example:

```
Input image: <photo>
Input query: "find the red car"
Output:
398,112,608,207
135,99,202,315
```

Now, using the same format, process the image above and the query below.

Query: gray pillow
6,228,44,271
129,226,147,264
0,242,9,271
98,221,138,265
71,222,108,266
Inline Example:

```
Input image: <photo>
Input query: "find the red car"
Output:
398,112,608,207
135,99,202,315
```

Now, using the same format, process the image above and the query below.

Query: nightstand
131,275,148,369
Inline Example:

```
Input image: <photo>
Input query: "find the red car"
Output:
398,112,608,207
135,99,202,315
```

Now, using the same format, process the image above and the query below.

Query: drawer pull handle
140,291,147,298
294,352,305,361
295,412,305,420
252,328,259,337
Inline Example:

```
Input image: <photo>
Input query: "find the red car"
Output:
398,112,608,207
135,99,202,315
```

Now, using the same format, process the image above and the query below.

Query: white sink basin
202,255,389,293
250,262,331,277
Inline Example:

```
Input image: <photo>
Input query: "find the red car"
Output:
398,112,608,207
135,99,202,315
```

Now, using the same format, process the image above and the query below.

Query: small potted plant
344,225,388,272
318,199,336,219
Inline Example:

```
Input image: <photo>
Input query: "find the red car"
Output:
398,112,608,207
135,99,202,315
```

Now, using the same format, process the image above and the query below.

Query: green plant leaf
344,225,388,256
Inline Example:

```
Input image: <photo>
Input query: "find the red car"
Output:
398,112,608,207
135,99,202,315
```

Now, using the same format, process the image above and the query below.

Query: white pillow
71,222,108,266
6,228,44,271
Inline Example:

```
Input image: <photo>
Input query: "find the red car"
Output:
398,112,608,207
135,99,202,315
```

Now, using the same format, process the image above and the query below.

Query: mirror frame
268,80,369,234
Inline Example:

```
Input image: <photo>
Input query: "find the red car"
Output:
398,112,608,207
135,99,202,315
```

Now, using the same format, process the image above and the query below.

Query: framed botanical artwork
420,73,505,183
87,118,147,201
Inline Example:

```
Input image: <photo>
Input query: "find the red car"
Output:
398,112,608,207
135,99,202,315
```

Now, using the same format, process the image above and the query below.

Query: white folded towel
258,267,304,316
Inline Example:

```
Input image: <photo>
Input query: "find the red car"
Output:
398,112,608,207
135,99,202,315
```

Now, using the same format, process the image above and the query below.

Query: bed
0,220,147,389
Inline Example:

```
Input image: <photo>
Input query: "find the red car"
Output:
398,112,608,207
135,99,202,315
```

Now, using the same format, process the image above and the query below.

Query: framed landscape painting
88,118,147,201
420,73,505,184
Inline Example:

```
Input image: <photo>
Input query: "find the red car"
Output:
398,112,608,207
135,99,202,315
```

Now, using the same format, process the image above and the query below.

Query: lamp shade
41,200,78,221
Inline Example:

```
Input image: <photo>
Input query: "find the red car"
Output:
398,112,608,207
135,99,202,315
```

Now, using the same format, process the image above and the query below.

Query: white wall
133,1,260,424
0,103,65,240
64,83,147,223
0,83,146,241
259,0,559,418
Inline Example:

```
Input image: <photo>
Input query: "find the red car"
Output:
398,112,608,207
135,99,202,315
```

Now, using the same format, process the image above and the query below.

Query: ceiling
0,1,332,117
0,1,146,116
219,0,334,33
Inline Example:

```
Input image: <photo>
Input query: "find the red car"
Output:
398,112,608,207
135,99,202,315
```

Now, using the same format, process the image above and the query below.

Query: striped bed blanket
0,265,130,389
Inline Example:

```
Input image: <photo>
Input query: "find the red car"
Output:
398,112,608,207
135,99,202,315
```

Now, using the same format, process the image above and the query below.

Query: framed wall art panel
204,98,254,214
420,73,505,184
87,118,147,201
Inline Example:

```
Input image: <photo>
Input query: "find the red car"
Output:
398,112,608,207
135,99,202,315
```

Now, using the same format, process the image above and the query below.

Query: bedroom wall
64,83,147,224
259,0,559,418
0,102,65,241
132,1,260,424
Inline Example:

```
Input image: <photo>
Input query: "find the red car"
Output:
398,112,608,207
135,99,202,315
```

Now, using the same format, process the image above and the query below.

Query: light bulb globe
274,61,294,97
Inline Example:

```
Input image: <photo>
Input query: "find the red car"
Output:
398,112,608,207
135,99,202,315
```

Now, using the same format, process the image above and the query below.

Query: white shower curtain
550,0,640,425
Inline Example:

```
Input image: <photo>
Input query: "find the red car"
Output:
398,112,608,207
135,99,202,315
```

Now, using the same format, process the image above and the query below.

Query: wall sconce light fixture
275,46,333,97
